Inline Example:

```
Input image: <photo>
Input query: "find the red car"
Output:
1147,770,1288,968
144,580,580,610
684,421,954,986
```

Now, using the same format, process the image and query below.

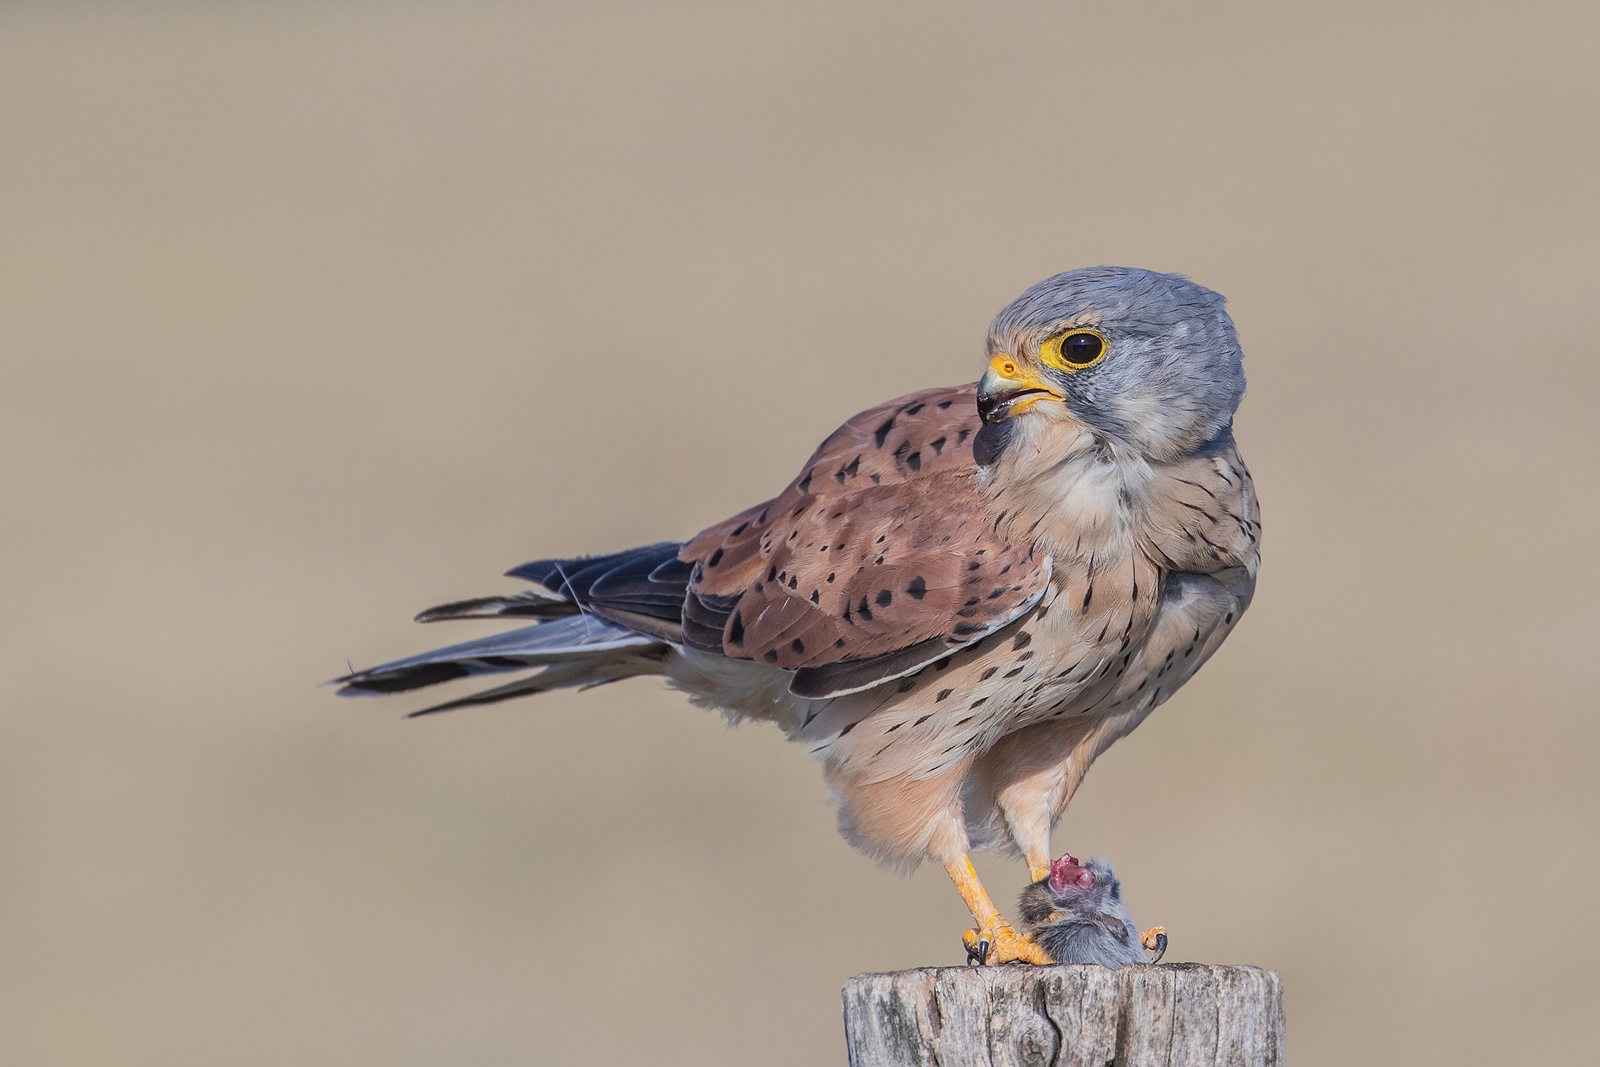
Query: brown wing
679,384,1052,697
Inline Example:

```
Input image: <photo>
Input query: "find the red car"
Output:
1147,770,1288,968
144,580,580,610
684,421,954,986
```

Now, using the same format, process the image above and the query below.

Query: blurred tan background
3,2,1597,1064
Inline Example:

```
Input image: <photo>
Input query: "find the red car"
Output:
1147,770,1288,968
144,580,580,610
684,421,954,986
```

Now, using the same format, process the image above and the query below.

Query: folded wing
336,383,1053,708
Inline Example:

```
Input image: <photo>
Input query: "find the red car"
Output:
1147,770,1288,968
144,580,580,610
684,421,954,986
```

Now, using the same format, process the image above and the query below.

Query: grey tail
335,541,693,715
334,614,668,715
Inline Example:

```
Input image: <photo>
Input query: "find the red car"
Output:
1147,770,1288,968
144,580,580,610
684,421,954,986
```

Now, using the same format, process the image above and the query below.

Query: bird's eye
1041,328,1108,372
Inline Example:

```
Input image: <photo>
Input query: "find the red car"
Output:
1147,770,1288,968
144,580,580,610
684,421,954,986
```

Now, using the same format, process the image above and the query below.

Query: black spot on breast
791,638,805,654
707,547,723,567
826,572,836,583
897,677,916,692
796,471,813,493
1012,631,1032,651
810,589,820,604
788,576,798,589
936,688,953,701
906,576,926,600
906,451,921,471
1004,665,1025,678
727,612,745,645
763,650,779,663
956,428,971,444
929,436,946,454
874,417,896,447
937,399,953,409
980,666,998,681
876,589,893,607
914,714,932,727
857,596,874,621
838,721,857,737
904,402,924,416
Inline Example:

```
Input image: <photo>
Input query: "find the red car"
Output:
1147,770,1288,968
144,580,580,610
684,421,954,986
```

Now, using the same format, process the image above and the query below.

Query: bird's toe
1141,926,1168,963
963,921,1051,966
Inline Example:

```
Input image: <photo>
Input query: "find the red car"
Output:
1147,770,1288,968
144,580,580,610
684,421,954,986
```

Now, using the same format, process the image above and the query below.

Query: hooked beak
976,354,1064,424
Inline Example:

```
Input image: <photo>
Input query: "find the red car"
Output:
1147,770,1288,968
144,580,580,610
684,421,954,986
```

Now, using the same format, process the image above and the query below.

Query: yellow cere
1039,327,1109,373
989,354,1021,379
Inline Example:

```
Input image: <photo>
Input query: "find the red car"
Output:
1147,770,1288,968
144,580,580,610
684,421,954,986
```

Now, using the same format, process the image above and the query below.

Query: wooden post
842,964,1283,1067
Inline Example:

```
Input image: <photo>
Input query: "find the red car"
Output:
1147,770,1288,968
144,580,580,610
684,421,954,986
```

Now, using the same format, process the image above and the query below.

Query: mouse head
1038,853,1126,920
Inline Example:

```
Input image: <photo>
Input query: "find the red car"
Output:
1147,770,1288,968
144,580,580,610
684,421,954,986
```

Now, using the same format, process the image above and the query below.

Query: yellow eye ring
1040,328,1108,372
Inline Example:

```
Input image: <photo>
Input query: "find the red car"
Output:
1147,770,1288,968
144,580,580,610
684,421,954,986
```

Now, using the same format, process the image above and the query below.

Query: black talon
966,938,991,966
1149,932,1168,964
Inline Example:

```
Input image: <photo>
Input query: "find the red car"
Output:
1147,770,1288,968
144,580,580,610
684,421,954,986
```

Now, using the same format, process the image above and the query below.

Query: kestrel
337,266,1260,965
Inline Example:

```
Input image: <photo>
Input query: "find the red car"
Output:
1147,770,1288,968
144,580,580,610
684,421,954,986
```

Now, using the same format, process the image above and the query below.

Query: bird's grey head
976,267,1245,460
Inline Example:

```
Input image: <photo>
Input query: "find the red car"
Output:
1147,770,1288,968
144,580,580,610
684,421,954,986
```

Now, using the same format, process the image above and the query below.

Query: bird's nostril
989,354,1020,378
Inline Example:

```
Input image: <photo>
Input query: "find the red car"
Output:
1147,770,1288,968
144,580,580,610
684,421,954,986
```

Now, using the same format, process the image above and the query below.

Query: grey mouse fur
1018,855,1165,967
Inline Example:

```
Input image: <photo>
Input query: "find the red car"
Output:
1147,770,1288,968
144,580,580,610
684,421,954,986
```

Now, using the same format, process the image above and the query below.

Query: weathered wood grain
842,964,1283,1067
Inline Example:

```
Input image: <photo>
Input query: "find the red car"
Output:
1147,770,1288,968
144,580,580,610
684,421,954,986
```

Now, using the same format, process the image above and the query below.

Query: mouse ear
1096,913,1132,942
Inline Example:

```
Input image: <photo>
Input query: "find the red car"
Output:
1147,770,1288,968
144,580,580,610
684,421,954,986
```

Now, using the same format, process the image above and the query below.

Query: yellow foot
963,920,1053,966
1141,926,1168,963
